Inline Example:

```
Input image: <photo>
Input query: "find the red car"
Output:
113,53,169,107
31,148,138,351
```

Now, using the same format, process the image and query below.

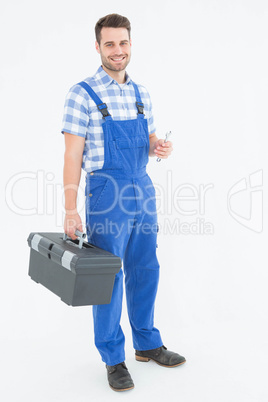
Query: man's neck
101,65,126,84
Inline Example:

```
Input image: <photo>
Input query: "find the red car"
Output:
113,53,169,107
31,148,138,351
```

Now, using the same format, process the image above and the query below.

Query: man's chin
103,60,129,73
114,66,127,72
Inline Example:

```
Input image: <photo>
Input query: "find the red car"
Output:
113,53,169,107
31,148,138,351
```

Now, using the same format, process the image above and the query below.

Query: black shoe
135,345,186,367
106,362,134,392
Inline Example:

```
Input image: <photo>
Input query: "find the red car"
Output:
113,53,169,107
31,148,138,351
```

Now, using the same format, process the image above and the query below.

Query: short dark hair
95,13,131,45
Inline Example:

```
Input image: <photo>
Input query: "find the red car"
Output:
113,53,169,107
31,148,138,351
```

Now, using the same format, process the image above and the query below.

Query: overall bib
79,81,163,366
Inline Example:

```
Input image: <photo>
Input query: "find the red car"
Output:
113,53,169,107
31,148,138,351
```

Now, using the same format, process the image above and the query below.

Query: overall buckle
97,103,111,118
136,101,144,115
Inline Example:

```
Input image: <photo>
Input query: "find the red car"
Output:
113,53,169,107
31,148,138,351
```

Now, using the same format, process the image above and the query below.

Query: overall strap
132,81,145,117
78,81,112,120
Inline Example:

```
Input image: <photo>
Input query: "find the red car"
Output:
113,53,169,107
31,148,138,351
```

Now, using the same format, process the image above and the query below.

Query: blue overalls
79,80,163,366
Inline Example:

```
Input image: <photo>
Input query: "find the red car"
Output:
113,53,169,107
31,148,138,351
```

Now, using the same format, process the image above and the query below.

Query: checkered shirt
61,66,156,172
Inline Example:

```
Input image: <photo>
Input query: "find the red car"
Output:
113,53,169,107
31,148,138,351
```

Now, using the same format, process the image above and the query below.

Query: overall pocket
115,137,148,170
86,176,109,214
116,137,146,150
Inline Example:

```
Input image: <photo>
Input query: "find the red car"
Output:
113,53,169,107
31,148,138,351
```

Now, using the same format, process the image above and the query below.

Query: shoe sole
135,355,186,368
109,384,134,392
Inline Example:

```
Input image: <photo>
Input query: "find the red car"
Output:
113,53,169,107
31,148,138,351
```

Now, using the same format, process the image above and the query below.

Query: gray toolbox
27,231,121,306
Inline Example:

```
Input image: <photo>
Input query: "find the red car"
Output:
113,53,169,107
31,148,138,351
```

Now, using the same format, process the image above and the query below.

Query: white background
1,0,268,401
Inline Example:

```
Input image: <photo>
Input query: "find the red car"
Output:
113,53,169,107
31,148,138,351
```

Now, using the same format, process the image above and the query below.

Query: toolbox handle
63,230,86,249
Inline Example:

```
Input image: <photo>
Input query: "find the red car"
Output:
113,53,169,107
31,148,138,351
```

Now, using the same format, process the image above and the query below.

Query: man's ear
129,38,132,47
95,40,100,54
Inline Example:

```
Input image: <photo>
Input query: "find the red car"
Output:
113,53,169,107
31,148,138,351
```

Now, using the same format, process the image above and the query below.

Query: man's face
95,27,131,72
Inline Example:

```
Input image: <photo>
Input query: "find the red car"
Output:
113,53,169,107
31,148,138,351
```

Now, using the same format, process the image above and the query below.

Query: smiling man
96,27,131,74
61,13,185,392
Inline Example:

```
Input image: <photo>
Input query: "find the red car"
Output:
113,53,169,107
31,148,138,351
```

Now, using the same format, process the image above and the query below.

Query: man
62,13,186,392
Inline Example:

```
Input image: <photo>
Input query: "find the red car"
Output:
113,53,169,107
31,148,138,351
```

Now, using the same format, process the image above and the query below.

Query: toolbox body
27,232,121,306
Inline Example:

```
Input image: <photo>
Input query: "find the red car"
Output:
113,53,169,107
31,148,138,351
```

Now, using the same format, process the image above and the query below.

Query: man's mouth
110,56,126,62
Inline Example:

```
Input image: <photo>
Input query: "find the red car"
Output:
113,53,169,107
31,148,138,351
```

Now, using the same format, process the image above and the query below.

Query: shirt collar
94,65,132,88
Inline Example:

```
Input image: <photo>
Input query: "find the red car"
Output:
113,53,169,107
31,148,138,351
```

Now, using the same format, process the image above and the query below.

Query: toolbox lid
27,232,121,275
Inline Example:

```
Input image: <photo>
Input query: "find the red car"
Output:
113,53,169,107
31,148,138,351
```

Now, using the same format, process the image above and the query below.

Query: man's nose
114,44,123,54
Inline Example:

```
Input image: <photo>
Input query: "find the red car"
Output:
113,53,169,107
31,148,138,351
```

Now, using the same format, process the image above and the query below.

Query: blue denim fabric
82,82,163,366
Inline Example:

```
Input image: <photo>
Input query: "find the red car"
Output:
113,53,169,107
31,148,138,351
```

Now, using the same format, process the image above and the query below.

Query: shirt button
90,172,94,175
89,193,93,197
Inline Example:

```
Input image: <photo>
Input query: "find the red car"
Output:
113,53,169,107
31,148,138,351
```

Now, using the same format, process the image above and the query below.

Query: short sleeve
61,85,89,138
138,85,156,135
146,93,156,135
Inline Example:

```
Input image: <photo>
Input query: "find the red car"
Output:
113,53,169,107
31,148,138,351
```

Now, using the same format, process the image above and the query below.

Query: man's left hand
153,139,173,159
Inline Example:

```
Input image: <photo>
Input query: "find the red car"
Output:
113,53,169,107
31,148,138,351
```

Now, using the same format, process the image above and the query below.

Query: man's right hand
64,212,84,240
